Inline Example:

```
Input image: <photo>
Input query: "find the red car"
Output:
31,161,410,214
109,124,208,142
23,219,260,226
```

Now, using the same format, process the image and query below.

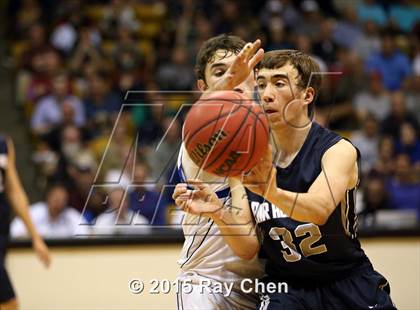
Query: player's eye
257,83,266,90
213,70,225,77
275,81,286,88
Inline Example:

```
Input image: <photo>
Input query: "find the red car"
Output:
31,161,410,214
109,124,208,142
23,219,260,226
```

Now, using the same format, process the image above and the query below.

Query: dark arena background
0,0,419,309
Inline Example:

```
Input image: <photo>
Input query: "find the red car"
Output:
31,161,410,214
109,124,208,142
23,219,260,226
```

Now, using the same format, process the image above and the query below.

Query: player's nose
262,89,274,103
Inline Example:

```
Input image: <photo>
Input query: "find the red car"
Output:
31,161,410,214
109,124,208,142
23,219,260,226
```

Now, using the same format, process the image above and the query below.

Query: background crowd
4,0,420,238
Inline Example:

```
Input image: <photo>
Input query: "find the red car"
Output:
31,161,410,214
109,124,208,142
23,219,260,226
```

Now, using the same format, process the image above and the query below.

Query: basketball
183,91,269,177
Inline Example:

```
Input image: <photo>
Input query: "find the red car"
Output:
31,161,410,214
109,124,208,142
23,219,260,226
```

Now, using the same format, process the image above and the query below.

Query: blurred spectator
11,184,86,239
406,75,420,123
52,125,95,179
265,17,293,52
93,187,150,235
293,0,322,41
359,171,391,217
335,51,367,104
129,160,168,226
214,0,242,34
374,136,395,177
381,91,419,139
113,26,144,72
24,47,62,103
333,5,363,49
92,114,133,180
69,20,105,75
156,47,194,91
147,117,181,181
15,0,42,37
389,0,420,33
353,72,390,122
352,114,380,174
19,22,48,69
84,70,122,135
353,20,381,60
356,0,387,27
138,97,165,146
358,171,391,229
260,0,300,29
30,72,85,135
395,122,420,164
413,40,420,76
294,34,327,72
51,21,77,55
386,154,420,216
50,1,82,55
101,0,141,39
313,19,338,65
66,152,98,215
366,32,411,91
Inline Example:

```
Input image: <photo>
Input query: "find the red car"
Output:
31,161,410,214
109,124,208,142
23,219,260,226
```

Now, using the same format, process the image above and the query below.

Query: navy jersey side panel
248,123,369,282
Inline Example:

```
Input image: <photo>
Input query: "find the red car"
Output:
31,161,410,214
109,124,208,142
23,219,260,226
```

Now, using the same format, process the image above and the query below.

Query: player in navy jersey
0,135,50,310
173,50,395,309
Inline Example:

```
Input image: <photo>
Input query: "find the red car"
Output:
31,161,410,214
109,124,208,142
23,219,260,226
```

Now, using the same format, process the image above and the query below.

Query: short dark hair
194,34,246,83
258,50,322,94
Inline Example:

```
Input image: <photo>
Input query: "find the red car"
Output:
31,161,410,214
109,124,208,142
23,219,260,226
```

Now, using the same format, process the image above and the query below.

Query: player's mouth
264,109,277,114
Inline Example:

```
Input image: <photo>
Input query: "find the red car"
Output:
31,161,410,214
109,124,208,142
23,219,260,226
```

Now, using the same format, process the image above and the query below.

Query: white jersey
176,143,263,285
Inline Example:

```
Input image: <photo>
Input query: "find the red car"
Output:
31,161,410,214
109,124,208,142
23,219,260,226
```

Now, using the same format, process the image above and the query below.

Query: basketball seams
183,100,243,145
183,92,269,177
203,104,254,172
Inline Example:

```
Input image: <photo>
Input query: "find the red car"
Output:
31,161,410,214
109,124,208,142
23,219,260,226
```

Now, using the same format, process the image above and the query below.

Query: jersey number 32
269,223,327,262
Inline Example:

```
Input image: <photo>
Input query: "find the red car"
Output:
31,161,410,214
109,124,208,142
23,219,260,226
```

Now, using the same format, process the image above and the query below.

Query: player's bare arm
5,137,51,267
208,39,264,92
173,178,259,260
245,139,358,225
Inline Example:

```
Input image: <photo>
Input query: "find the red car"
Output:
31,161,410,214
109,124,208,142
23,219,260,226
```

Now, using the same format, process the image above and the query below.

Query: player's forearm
8,189,42,241
212,179,259,260
213,214,259,260
268,188,333,225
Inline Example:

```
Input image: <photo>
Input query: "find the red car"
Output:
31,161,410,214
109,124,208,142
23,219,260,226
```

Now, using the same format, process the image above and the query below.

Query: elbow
311,204,332,226
236,241,259,260
312,215,328,226
238,249,258,261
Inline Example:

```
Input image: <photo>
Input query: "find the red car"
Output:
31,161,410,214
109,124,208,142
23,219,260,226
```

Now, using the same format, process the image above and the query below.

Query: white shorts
176,272,258,310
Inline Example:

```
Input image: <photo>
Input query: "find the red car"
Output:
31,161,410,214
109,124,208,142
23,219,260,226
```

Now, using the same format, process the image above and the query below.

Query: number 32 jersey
247,122,370,283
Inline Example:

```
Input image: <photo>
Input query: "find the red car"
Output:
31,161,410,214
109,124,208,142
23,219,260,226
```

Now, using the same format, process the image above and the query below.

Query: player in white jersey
174,34,264,309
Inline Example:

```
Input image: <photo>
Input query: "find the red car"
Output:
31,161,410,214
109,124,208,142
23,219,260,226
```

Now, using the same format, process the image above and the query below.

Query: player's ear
303,87,315,106
197,79,207,91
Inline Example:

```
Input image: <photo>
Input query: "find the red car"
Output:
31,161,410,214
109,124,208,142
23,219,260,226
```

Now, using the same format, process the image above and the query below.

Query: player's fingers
172,184,187,199
186,179,208,190
246,39,261,60
248,48,264,70
43,252,51,268
175,197,189,208
233,42,252,65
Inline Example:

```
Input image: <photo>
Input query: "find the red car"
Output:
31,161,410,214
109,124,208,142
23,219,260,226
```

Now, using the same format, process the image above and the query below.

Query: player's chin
267,113,285,126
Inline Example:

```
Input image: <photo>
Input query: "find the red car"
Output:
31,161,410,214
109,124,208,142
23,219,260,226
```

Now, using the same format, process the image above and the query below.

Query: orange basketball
183,90,269,177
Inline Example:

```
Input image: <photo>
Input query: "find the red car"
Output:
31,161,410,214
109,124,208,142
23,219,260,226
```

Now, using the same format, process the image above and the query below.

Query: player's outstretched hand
243,144,278,200
33,236,51,268
213,39,264,91
172,179,223,218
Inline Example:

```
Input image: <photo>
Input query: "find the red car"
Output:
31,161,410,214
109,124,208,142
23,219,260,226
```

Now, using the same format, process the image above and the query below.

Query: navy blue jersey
0,136,10,238
247,122,369,283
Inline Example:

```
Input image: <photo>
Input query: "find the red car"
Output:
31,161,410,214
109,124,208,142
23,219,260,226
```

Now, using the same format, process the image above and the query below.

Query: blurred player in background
175,34,264,309
0,135,50,310
174,50,395,309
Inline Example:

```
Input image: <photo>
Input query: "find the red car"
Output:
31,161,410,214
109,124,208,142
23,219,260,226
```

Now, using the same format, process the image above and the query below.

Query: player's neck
272,121,312,157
